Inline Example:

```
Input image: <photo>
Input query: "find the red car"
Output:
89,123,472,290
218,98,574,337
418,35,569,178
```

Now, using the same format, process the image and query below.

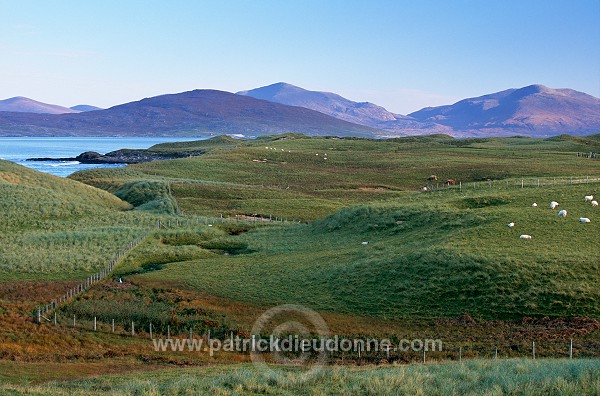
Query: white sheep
508,222,515,227
579,217,591,223
531,203,538,207
584,195,594,202
520,235,532,239
591,200,598,207
558,210,568,218
550,201,559,209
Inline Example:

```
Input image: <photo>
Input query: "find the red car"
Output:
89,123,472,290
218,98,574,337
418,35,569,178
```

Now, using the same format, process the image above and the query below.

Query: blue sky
0,0,598,114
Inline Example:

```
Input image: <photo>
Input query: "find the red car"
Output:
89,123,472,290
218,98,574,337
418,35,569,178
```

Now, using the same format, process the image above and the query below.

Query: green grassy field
1,359,598,395
105,183,599,321
71,134,600,220
1,133,599,393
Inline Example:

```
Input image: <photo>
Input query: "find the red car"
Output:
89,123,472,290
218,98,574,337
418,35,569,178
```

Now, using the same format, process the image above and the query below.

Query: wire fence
424,175,600,192
34,214,306,323
35,231,152,323
34,311,600,362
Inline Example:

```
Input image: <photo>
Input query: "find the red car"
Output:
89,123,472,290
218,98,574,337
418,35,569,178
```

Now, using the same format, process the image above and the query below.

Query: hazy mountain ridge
409,84,600,136
237,82,450,136
1,84,598,137
70,105,102,112
0,89,379,137
238,82,401,123
0,96,79,114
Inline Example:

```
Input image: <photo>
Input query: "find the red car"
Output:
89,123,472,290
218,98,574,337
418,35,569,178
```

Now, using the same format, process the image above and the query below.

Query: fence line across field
34,214,304,323
426,175,600,192
36,311,597,363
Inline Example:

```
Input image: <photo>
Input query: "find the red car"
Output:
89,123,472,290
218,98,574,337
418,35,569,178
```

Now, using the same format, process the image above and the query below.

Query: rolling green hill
0,160,152,281
1,135,599,388
115,183,600,320
67,134,600,321
72,134,600,220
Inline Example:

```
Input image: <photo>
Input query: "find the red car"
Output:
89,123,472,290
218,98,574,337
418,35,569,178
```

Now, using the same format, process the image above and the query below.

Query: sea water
0,137,200,177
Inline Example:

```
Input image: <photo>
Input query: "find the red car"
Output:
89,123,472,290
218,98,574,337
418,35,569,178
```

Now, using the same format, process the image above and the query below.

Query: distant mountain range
239,83,600,137
70,104,103,112
408,84,600,137
0,97,80,114
238,82,449,135
0,83,598,137
0,97,102,114
0,90,378,137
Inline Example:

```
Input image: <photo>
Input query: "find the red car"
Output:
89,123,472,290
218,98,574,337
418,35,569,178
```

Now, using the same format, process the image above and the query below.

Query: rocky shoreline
27,149,205,164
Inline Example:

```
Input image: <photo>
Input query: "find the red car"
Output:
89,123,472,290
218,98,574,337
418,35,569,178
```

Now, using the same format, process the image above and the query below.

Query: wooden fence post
150,323,153,340
131,321,135,336
569,339,573,359
532,341,535,359
458,347,461,362
94,317,97,331
112,319,115,333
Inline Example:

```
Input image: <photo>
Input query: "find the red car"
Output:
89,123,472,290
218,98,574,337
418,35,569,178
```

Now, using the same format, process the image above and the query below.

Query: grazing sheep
420,186,430,192
532,203,538,207
520,235,532,239
550,201,560,209
558,210,568,218
584,195,594,202
592,200,599,207
361,241,369,245
508,222,515,227
427,175,438,181
579,217,591,223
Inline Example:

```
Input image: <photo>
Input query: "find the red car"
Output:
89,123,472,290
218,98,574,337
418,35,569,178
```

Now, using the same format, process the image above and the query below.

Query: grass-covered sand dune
0,160,147,281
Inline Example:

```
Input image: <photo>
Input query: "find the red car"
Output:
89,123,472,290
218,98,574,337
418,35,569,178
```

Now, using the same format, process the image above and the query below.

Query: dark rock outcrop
27,149,205,164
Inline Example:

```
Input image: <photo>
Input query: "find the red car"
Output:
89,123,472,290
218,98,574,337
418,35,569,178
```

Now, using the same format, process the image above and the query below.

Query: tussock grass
0,160,154,281
1,359,598,395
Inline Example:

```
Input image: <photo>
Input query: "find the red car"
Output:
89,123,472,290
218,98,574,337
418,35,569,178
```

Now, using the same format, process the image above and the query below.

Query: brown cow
446,179,456,186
